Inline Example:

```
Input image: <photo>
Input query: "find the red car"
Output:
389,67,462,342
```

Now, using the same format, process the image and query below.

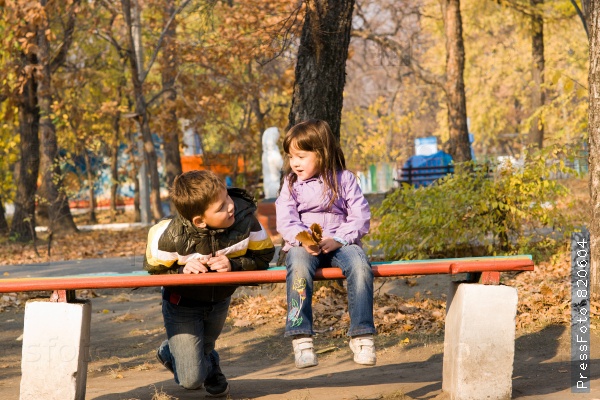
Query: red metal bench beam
0,256,534,295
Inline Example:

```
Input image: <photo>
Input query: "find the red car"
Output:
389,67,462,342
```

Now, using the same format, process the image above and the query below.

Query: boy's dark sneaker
156,341,174,373
205,351,230,397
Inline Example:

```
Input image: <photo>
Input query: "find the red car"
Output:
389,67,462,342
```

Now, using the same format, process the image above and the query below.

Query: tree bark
442,0,471,162
82,147,97,224
528,0,545,150
161,0,182,213
133,162,141,223
126,127,142,223
250,96,267,135
588,0,600,293
288,0,355,141
36,0,78,234
122,0,164,222
110,107,121,222
10,52,40,241
248,62,267,135
0,198,8,235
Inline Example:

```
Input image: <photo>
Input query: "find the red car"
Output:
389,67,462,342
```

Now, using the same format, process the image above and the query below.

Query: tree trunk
110,109,121,222
140,117,164,221
133,164,141,223
162,0,182,214
250,97,267,134
528,0,545,150
588,1,600,294
247,62,267,135
10,52,40,241
36,0,78,234
288,0,355,141
82,147,97,224
122,0,164,222
442,0,471,162
0,197,8,235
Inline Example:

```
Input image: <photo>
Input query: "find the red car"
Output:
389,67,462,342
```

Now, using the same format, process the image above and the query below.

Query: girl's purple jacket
275,170,370,252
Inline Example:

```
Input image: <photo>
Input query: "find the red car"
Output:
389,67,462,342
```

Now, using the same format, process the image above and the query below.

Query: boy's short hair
170,170,226,222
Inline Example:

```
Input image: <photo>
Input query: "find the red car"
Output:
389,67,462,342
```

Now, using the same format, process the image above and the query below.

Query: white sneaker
349,335,377,366
292,337,318,369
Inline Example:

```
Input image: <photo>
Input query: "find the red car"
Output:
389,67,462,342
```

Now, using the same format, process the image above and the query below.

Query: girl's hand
182,258,209,274
319,237,342,254
302,242,321,256
207,255,232,272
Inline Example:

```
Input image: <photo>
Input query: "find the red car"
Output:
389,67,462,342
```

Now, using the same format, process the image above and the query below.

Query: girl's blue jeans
284,244,376,337
158,295,230,389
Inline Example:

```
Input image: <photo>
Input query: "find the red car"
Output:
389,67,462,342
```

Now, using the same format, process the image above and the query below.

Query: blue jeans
284,245,375,337
158,294,230,389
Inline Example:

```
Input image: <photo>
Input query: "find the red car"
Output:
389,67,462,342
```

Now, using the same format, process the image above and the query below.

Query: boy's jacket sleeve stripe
249,227,269,241
248,238,274,251
247,224,274,251
146,219,178,267
215,237,249,257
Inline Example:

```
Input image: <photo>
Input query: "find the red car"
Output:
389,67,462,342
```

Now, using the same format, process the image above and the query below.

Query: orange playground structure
181,154,245,176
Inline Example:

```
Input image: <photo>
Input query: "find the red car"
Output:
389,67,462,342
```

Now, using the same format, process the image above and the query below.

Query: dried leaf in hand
296,231,318,246
295,223,323,245
310,223,323,242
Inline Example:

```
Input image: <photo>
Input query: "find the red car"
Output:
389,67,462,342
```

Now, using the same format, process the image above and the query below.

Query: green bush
372,148,576,262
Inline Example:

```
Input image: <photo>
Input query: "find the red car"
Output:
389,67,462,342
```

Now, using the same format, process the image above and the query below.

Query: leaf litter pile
0,227,149,266
228,284,447,337
0,226,597,335
505,250,599,331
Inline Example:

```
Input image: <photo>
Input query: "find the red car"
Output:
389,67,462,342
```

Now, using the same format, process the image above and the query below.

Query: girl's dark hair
282,119,346,207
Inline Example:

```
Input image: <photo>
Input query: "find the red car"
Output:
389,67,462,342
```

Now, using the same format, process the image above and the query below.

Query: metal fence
395,165,454,187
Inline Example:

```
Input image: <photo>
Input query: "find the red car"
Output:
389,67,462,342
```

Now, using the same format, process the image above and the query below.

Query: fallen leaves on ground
229,284,447,337
0,227,149,266
504,250,596,332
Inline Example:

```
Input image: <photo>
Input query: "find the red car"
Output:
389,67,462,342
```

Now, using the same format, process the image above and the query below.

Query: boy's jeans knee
161,296,230,389
284,245,375,338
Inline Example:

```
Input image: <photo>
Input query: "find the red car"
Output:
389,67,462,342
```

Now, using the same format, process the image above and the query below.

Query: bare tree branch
352,28,445,88
493,0,535,17
256,4,303,66
570,0,590,38
147,86,177,108
96,4,129,60
50,0,82,73
141,0,198,84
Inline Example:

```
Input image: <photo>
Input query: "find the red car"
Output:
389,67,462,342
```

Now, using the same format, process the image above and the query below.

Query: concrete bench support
19,300,91,400
443,283,518,400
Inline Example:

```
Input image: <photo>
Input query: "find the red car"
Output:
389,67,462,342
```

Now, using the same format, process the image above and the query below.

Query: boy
144,170,275,397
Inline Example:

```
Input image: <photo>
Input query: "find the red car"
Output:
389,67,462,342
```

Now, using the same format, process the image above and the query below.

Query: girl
276,119,376,369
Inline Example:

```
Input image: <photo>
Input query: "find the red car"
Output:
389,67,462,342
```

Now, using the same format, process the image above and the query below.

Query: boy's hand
207,255,232,272
319,237,342,254
182,258,209,274
302,242,321,256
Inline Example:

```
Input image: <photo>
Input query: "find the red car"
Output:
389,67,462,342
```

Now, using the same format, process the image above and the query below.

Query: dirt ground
1,276,600,400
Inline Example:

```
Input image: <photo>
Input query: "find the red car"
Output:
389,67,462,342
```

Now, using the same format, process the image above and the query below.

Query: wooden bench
0,255,534,400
